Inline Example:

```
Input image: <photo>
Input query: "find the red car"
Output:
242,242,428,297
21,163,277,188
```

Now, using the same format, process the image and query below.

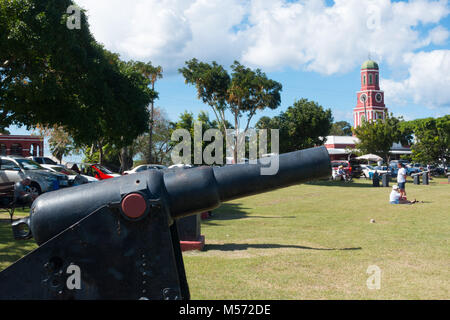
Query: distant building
324,135,411,161
324,135,357,161
0,135,44,157
324,60,411,161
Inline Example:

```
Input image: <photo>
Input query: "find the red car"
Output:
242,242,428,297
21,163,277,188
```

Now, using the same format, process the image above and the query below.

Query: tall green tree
179,59,230,133
330,121,352,136
257,99,333,153
353,114,412,164
1,0,154,154
402,115,450,165
1,0,94,130
179,59,282,163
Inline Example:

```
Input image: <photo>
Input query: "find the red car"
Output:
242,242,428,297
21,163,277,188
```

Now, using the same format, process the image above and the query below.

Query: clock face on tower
375,92,383,103
360,93,368,103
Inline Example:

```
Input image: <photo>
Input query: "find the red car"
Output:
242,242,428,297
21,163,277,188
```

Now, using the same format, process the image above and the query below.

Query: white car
123,164,167,175
41,164,98,185
360,165,389,179
0,156,69,194
27,156,65,168
168,164,193,169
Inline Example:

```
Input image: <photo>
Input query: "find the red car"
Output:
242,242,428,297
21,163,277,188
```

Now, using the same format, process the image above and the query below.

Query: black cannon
0,146,331,300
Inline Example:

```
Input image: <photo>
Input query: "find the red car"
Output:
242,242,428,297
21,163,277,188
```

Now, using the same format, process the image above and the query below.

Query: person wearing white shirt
390,185,401,204
397,163,407,198
390,185,417,205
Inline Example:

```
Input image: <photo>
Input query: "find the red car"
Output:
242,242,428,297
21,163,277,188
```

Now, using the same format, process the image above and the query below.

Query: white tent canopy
356,154,383,161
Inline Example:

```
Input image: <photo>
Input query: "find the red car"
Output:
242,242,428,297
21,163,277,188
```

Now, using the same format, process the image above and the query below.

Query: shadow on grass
305,179,388,188
205,243,362,251
204,203,296,226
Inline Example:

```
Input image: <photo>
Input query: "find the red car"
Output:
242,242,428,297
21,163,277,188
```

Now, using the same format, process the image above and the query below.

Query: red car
331,159,364,178
331,160,351,174
90,164,121,180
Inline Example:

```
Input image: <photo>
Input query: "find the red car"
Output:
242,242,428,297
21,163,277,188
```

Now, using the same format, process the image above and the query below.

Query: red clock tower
353,60,388,128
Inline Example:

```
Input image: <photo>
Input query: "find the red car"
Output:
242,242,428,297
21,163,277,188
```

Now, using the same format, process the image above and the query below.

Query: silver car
0,156,69,194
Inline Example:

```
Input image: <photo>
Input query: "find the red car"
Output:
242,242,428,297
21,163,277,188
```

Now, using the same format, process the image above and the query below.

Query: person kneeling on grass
389,185,417,205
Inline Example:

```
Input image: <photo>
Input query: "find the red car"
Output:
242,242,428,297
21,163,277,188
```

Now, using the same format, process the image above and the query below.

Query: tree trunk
148,82,155,164
233,111,239,164
98,140,104,165
119,147,132,173
148,103,154,164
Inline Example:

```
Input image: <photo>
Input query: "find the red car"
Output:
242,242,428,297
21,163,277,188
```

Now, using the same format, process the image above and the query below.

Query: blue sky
8,0,450,159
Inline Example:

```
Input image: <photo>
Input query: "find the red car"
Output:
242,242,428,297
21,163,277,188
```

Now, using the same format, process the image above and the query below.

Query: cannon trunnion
0,146,331,300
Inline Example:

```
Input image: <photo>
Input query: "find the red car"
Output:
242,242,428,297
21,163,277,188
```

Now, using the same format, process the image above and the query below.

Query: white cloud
382,50,450,111
241,0,450,73
75,0,450,109
76,0,248,69
76,0,449,71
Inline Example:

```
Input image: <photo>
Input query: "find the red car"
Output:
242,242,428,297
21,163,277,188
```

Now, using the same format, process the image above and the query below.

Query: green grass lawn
1,177,449,299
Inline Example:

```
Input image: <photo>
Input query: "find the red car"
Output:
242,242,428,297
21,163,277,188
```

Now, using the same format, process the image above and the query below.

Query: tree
1,0,96,130
402,115,450,165
83,143,121,172
1,1,154,154
227,61,282,162
257,99,333,153
37,125,77,164
169,111,230,165
330,121,352,136
179,59,230,132
134,107,174,165
179,59,282,163
353,114,412,164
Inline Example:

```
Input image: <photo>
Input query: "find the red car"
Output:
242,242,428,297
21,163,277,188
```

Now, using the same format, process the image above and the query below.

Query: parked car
390,159,409,166
41,164,98,186
0,156,69,194
123,164,167,175
406,163,423,175
360,165,389,179
390,162,420,177
168,164,194,169
89,164,121,180
27,156,65,167
434,165,447,176
331,159,364,178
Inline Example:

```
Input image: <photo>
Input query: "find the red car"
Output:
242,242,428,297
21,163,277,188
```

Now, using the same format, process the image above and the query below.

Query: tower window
363,75,366,85
375,74,378,85
369,74,373,85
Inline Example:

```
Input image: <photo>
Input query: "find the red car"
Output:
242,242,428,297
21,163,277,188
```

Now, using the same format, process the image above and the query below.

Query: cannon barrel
164,146,331,218
29,146,330,245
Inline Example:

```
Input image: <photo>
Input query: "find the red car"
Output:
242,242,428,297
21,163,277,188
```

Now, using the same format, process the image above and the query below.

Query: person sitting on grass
389,185,417,205
336,165,350,181
14,177,38,206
